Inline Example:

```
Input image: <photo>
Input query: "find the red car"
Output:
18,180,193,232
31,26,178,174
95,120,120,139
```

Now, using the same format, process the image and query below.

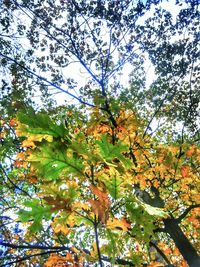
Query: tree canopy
0,0,200,266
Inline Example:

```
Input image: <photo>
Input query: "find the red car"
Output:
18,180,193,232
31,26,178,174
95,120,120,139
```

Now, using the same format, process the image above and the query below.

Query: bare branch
0,52,97,108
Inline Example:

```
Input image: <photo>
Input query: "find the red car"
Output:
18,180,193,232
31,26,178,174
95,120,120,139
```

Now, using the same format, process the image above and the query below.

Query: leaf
27,142,84,180
88,186,111,224
106,229,117,264
89,184,110,207
142,203,168,218
89,199,109,224
181,165,189,178
104,174,123,200
44,254,75,267
95,135,131,168
186,145,196,157
16,108,66,141
106,217,130,232
53,223,70,235
43,196,72,212
18,199,52,233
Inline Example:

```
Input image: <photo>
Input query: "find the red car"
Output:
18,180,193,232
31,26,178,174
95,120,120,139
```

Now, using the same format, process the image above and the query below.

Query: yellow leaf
106,217,130,231
22,139,36,148
28,134,53,142
53,224,70,235
72,202,90,211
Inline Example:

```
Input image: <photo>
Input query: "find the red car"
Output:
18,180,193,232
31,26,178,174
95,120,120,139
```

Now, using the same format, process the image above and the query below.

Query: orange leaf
16,152,26,160
181,166,189,178
186,145,196,157
9,118,17,127
22,139,36,148
54,224,70,235
148,263,163,267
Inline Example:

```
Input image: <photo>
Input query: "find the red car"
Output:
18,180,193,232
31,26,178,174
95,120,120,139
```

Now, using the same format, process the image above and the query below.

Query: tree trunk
164,218,200,267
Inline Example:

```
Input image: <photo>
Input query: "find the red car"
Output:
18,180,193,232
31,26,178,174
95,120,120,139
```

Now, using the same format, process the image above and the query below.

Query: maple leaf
9,118,17,127
53,223,71,235
186,145,196,157
43,195,72,212
21,139,36,148
142,203,169,218
104,173,123,200
88,184,111,223
44,254,75,267
148,263,164,267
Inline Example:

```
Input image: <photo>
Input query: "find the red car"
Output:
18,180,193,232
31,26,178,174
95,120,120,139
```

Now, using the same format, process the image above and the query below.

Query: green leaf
105,175,123,200
95,135,132,168
18,199,52,233
17,108,66,140
126,200,155,241
28,142,84,180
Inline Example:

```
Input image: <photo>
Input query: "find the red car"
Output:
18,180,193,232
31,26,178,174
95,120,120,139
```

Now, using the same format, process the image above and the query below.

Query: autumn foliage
5,107,198,266
0,1,200,266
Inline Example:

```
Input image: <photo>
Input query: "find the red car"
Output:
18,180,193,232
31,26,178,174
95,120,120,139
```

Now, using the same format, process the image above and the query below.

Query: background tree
0,0,199,266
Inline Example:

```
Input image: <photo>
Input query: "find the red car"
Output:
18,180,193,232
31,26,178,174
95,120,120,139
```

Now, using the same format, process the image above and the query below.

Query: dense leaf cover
0,0,200,266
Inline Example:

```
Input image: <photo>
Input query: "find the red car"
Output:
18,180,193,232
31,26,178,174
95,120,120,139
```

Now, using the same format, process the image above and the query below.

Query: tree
0,0,199,266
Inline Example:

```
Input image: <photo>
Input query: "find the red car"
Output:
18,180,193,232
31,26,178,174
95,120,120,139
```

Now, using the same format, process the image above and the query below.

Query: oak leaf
106,217,130,232
88,199,109,224
181,166,189,178
89,185,110,207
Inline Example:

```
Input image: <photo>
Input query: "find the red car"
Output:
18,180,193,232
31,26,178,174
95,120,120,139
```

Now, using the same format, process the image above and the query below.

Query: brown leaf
88,199,109,224
89,185,110,208
44,196,72,212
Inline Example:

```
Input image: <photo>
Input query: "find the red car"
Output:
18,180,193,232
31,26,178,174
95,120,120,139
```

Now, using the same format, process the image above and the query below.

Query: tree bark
164,218,200,267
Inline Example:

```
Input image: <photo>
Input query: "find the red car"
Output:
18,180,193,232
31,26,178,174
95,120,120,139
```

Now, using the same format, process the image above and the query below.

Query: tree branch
0,241,137,266
0,163,31,197
0,242,68,251
94,219,103,267
143,75,184,138
15,0,103,87
0,52,96,108
0,250,61,267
